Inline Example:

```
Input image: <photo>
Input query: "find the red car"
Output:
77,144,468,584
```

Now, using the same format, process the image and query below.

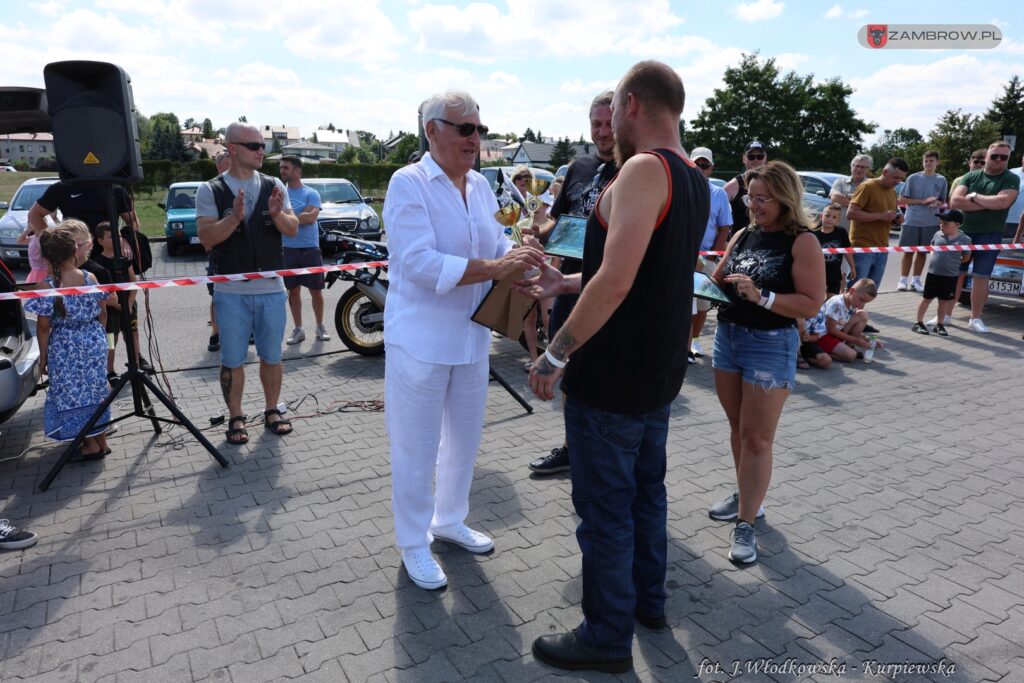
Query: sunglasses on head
989,153,1009,161
435,118,489,137
747,153,765,160
232,141,265,151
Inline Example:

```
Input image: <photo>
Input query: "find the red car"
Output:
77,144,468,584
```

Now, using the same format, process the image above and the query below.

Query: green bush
137,160,401,194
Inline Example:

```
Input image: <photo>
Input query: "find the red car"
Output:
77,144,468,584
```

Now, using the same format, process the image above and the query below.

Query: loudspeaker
0,87,51,134
43,61,142,184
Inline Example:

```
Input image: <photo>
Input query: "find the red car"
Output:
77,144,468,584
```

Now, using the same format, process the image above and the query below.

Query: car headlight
170,222,184,231
367,215,380,230
1,227,20,240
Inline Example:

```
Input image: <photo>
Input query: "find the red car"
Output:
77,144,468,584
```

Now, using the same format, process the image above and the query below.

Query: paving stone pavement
1,284,1022,682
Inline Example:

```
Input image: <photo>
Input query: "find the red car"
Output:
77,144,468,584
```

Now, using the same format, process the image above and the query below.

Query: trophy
522,176,551,220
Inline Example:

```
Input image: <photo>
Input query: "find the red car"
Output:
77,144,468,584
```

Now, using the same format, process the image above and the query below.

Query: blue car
159,181,202,256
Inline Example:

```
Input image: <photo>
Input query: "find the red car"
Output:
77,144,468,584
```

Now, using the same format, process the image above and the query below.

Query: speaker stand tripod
38,184,227,491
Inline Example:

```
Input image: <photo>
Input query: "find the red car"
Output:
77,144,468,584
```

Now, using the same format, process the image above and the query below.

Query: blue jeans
564,395,670,657
851,252,888,289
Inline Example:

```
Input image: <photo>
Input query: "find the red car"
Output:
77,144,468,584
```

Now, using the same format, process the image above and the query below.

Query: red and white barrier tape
0,260,388,301
699,242,1023,257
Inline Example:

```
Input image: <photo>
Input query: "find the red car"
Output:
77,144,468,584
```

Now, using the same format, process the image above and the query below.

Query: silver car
0,262,40,424
303,178,382,252
0,176,61,266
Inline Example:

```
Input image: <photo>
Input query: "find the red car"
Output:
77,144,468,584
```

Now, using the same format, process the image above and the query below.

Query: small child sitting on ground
912,209,971,337
810,278,880,362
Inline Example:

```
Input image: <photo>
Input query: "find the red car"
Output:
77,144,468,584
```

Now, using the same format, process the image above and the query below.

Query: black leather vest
209,174,284,275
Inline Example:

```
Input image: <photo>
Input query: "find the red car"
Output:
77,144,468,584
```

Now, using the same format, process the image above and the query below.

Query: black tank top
729,173,749,236
561,149,708,415
717,227,798,330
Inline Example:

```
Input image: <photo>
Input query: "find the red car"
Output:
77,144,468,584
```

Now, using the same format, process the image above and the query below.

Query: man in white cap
689,147,731,360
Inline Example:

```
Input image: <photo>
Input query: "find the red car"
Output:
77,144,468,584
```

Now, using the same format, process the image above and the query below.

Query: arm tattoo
547,327,577,361
533,355,557,377
219,366,233,404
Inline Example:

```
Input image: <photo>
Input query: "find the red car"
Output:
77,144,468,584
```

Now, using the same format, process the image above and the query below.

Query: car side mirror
0,201,8,210
157,202,166,210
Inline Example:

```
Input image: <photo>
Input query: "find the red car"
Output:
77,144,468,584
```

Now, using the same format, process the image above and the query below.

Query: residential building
1,132,56,168
314,129,361,153
259,125,301,150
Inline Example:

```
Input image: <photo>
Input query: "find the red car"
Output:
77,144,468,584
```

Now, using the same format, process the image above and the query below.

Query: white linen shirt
383,152,514,365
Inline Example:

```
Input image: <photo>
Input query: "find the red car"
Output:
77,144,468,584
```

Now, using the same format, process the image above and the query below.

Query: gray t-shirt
830,176,862,229
196,172,291,295
929,230,971,277
901,172,948,227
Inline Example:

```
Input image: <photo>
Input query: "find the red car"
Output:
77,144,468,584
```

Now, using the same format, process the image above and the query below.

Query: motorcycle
323,232,388,356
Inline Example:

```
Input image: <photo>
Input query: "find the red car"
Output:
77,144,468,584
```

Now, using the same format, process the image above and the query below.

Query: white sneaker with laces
315,324,331,342
431,523,494,554
911,279,925,293
286,328,305,345
402,549,447,590
925,315,952,326
896,278,909,291
967,318,990,334
691,338,704,356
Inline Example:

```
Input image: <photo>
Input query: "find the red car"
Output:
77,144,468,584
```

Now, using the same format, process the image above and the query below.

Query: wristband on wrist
758,288,776,310
544,348,567,368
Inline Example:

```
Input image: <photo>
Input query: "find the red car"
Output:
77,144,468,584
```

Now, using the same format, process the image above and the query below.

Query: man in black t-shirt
724,140,767,236
28,182,134,233
526,91,617,476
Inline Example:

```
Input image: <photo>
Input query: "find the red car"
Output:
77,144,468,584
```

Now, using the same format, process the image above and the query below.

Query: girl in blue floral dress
25,225,112,460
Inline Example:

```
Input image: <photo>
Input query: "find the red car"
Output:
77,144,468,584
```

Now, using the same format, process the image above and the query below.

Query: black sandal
263,409,293,436
226,415,249,445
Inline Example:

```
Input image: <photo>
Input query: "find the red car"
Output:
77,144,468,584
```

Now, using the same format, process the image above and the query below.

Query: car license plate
989,279,1021,295
189,236,201,244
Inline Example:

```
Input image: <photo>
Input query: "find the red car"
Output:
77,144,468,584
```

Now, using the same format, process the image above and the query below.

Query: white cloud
825,4,868,20
731,0,784,23
409,0,684,61
825,4,842,19
849,9,869,19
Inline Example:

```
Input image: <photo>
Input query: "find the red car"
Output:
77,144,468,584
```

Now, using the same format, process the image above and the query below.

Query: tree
387,133,419,164
523,128,537,143
549,137,577,168
985,75,1024,163
927,109,1000,180
536,129,543,143
866,128,926,170
238,115,248,123
689,53,874,171
311,131,318,143
202,117,215,139
272,137,281,153
182,117,197,131
144,112,189,161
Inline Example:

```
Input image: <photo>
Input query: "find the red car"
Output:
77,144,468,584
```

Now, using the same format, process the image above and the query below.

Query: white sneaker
896,278,909,291
315,324,331,342
690,338,704,357
925,315,952,326
967,319,990,334
286,328,305,345
431,523,494,554
402,550,447,590
911,279,925,293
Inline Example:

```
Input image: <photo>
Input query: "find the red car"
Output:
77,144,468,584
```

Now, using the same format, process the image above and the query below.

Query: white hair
421,91,479,129
850,153,873,170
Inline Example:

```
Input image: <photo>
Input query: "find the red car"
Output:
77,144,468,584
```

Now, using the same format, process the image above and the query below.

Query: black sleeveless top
561,149,708,415
717,227,798,330
729,173,749,236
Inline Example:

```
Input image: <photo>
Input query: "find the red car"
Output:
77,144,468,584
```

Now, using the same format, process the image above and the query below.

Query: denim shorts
212,290,287,368
959,232,1001,278
712,319,798,391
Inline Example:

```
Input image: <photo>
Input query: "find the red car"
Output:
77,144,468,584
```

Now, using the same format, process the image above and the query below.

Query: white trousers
384,344,489,553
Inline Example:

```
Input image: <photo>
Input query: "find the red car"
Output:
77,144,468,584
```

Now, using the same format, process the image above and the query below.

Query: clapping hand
268,186,285,216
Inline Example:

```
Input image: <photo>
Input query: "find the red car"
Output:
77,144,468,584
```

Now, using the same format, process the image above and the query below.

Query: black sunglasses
989,154,1009,161
746,153,765,160
435,118,489,137
232,141,265,151
695,161,712,169
971,159,985,164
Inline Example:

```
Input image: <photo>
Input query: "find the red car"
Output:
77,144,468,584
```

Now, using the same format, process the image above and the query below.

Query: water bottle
863,335,877,363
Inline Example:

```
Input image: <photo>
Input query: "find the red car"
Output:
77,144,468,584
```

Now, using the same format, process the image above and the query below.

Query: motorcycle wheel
335,287,385,356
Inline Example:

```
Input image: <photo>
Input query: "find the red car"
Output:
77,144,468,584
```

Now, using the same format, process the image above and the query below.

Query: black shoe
529,446,570,475
532,631,632,673
635,611,669,631
107,370,119,383
687,351,696,365
863,324,880,334
138,356,155,375
208,334,220,352
249,334,255,346
911,322,929,335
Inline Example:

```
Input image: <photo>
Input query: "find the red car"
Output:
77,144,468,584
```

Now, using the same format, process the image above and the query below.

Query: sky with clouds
6,1,1023,152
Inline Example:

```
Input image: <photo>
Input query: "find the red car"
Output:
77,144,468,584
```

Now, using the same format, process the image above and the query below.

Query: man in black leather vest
197,123,298,445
